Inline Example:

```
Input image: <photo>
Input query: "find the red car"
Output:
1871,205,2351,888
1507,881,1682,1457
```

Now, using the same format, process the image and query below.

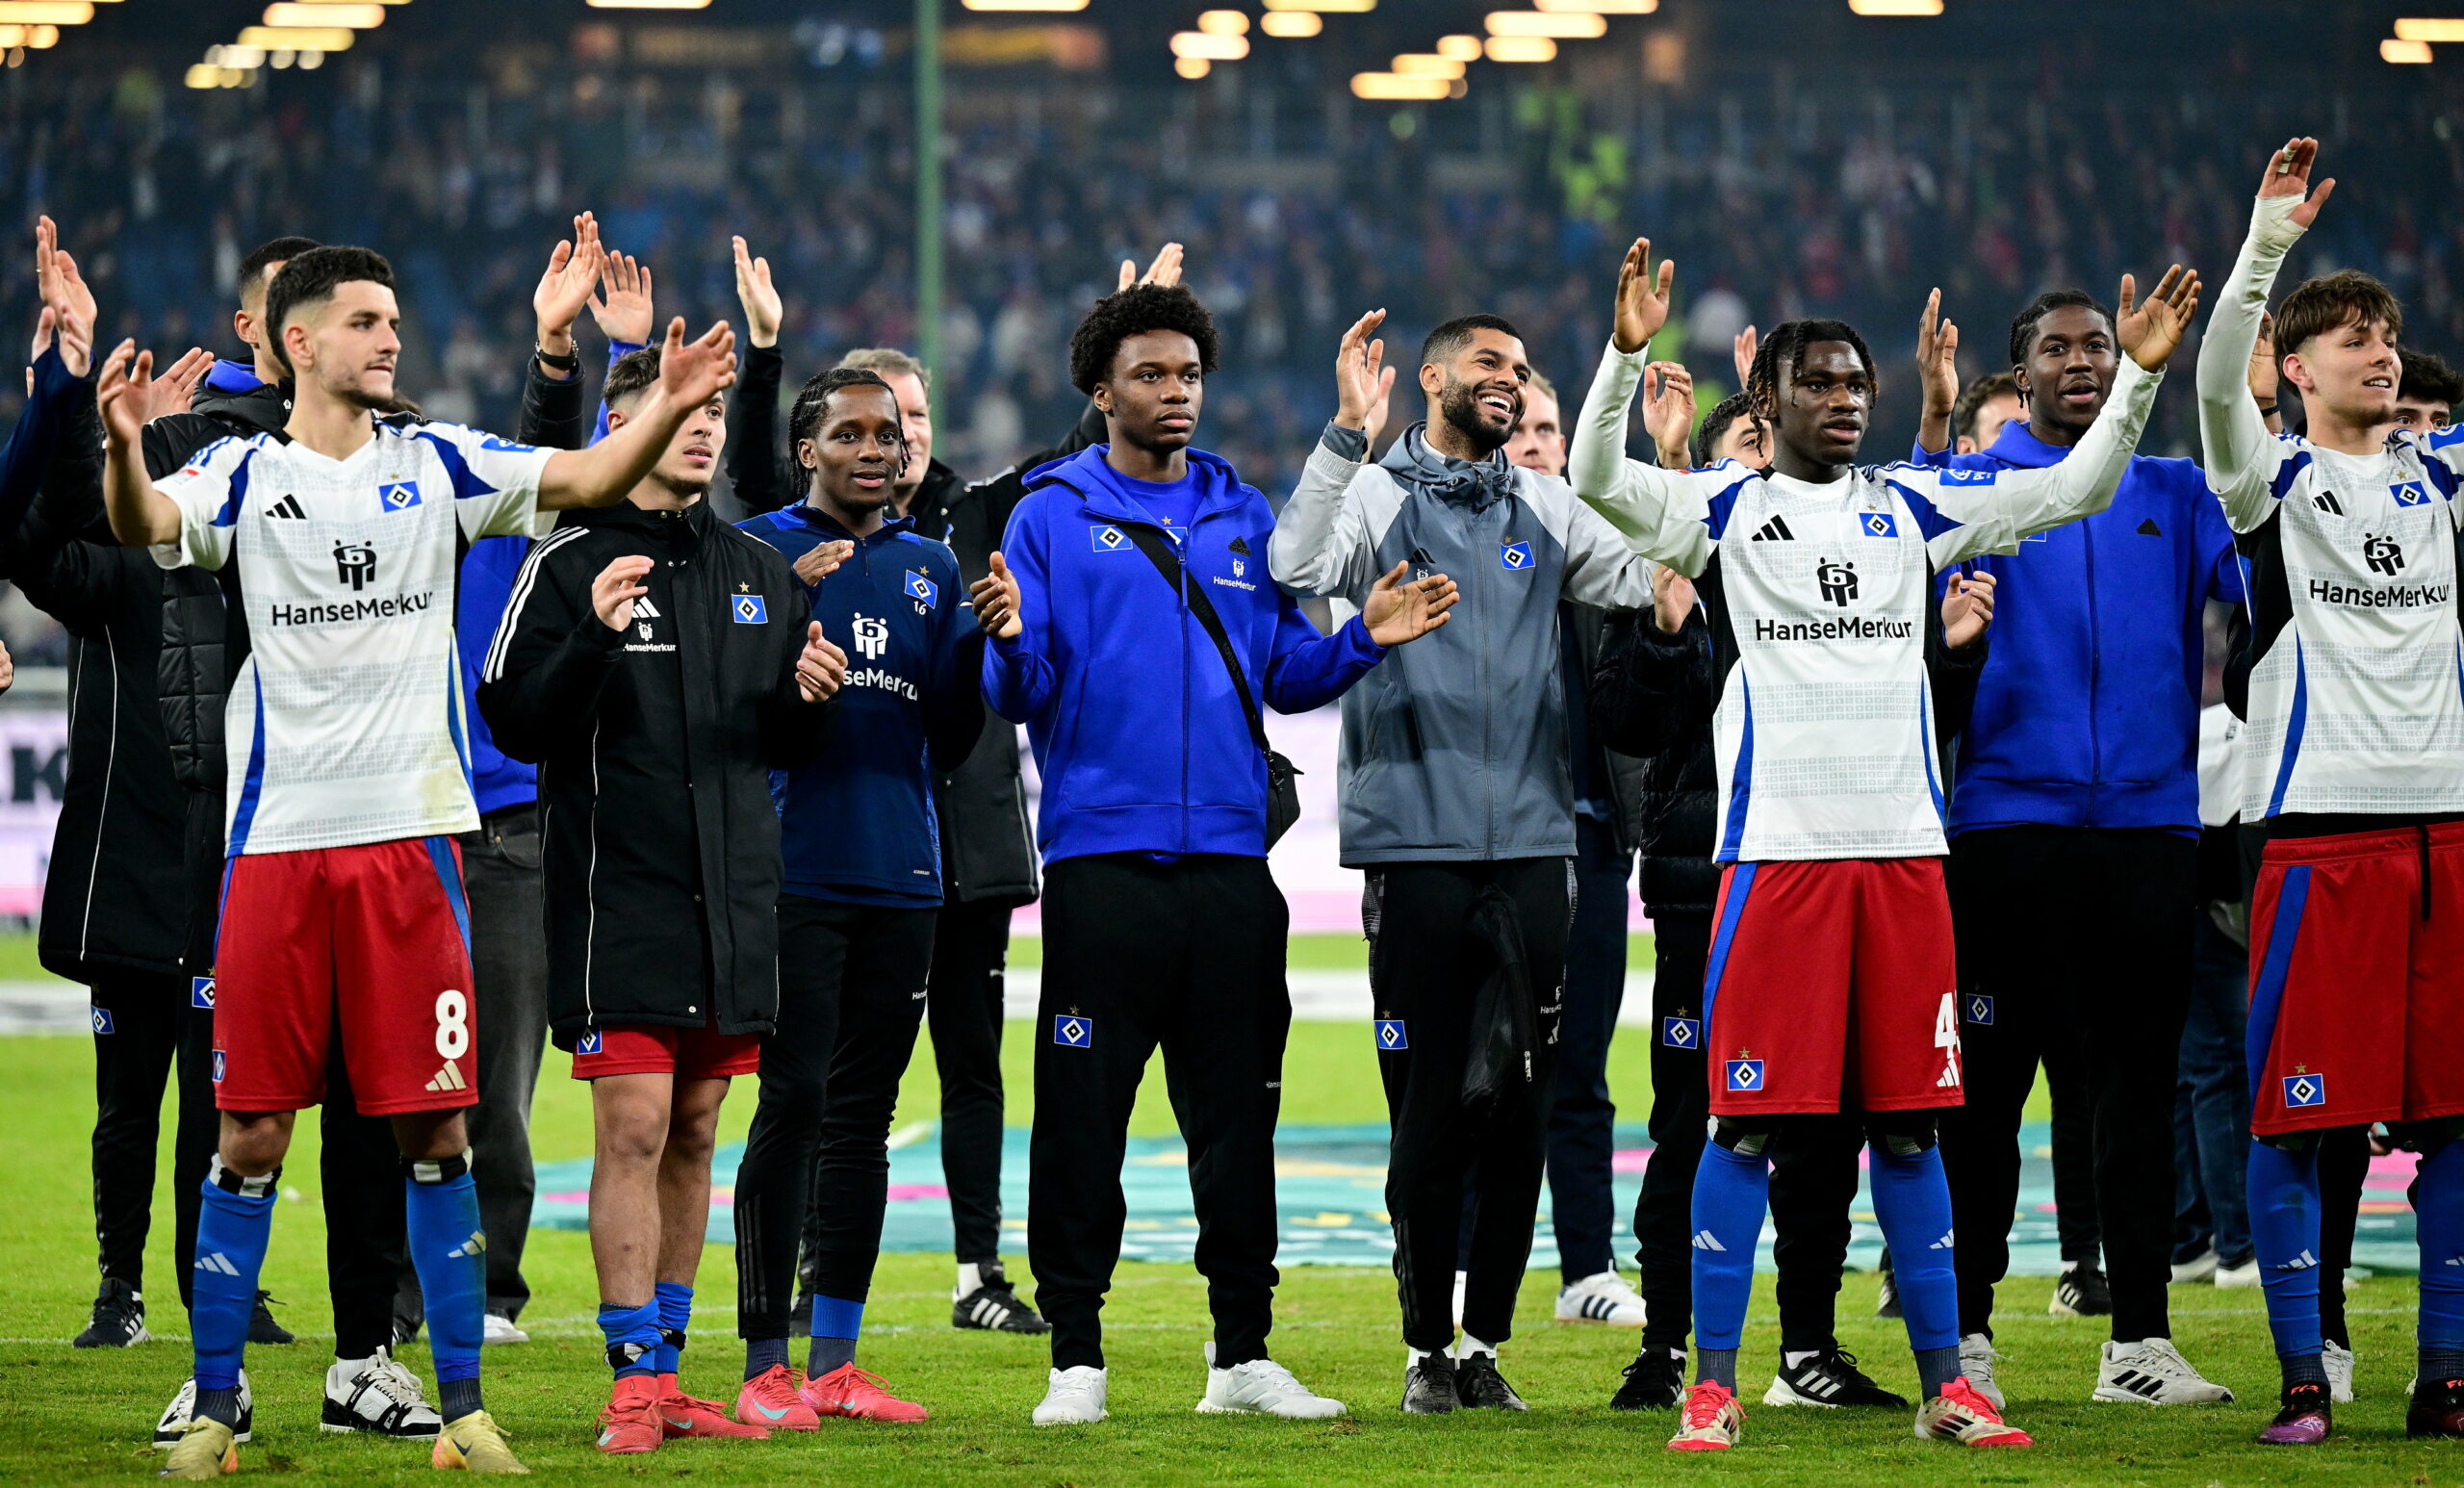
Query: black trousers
460,806,550,1320
735,896,936,1340
1371,857,1568,1353
89,971,216,1311
1939,826,2196,1344
1548,818,1634,1282
326,1056,416,1361
1631,914,1866,1355
1029,853,1291,1373
926,896,1016,1267
2315,1126,2373,1348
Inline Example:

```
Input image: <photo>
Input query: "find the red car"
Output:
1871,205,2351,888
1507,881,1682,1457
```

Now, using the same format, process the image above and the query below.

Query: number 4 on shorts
1934,992,1963,1090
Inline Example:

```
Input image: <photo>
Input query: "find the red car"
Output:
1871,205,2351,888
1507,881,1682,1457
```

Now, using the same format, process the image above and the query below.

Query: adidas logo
2107,1369,2167,1398
425,1062,468,1093
266,495,306,520
2315,491,2344,516
633,597,660,618
1689,1230,1729,1252
2271,1249,2319,1270
1928,1230,1956,1250
1228,535,1251,555
448,1230,488,1259
194,1251,242,1275
1750,515,1796,542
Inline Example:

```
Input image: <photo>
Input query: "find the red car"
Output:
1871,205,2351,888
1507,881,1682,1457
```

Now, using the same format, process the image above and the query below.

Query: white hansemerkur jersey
2197,192,2464,822
1570,339,2162,862
152,420,553,855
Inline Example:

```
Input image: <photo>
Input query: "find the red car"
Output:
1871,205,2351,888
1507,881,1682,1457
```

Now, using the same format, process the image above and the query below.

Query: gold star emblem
737,581,752,593
2295,1064,2308,1075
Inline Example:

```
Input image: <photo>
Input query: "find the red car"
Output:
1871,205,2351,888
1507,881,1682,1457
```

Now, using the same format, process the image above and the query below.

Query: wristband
533,343,582,373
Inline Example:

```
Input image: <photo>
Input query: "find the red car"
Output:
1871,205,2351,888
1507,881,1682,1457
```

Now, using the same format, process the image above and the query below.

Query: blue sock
403,1154,486,1419
1867,1139,1960,1357
808,1295,863,1377
2247,1138,2323,1368
2417,1140,2464,1382
654,1282,694,1376
1688,1137,1770,1367
598,1300,661,1379
192,1164,278,1414
745,1337,789,1381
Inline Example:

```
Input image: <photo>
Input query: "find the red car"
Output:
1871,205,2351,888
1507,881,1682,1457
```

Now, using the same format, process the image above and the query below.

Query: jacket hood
1380,422,1517,509
1024,444,1253,524
193,366,292,437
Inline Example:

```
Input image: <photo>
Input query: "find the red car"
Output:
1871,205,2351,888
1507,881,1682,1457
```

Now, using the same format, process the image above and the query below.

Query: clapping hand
1333,310,1389,433
970,552,1023,640
531,212,606,364
792,540,854,586
1642,361,1697,468
1916,289,1960,425
1362,560,1458,647
1117,242,1185,292
592,247,656,347
654,317,738,408
796,621,848,703
1941,570,1998,650
592,554,654,632
2259,137,2335,229
732,237,782,350
1612,236,1676,355
2115,265,2203,372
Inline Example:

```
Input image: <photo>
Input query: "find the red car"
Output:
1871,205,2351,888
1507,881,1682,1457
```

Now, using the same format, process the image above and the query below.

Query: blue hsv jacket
985,445,1387,865
1918,421,2245,835
740,503,984,906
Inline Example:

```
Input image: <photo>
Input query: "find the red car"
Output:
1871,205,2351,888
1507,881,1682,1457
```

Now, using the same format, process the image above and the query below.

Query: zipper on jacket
2084,519,2101,813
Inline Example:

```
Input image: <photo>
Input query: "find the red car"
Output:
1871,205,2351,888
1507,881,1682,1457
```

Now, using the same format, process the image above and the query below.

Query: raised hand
970,551,1023,640
1333,309,1388,432
531,212,605,356
732,236,782,350
1916,288,1960,423
27,303,92,377
1642,361,1697,465
1361,363,1399,449
1732,324,1758,390
36,217,96,357
792,539,854,587
94,340,154,449
796,620,847,703
1941,570,1997,650
2258,137,2335,229
1117,242,1185,293
591,249,655,346
1612,236,1676,355
655,317,737,408
1651,562,1697,635
592,554,654,631
1362,560,1458,647
138,346,214,422
2116,264,2203,372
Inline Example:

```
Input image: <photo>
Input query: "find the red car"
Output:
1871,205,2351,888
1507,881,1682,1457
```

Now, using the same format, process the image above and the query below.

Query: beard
1440,377,1514,455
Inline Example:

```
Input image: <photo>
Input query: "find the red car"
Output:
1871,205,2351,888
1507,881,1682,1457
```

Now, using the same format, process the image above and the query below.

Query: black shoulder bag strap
1119,522,1304,845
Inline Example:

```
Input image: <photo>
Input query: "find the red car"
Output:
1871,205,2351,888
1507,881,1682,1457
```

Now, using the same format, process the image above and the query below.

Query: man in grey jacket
1270,309,1654,1413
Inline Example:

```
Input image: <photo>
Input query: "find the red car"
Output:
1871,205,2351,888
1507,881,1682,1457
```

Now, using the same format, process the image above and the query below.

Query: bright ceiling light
264,2,381,24
1485,11,1607,38
1434,34,1484,59
1484,34,1556,61
0,3,93,22
1265,0,1374,11
1352,70,1450,99
583,0,711,8
237,24,353,48
959,0,1089,8
1196,8,1247,33
1174,54,1210,77
0,22,57,44
1393,53,1466,77
1260,12,1322,35
1848,0,1943,13
1536,0,1656,10
2396,17,2464,39
2385,37,2436,60
1170,30,1248,60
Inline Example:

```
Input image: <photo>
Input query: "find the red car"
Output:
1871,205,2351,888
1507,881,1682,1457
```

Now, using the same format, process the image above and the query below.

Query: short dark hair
2400,346,2463,410
1746,319,1877,423
1421,313,1521,370
262,245,395,375
238,236,320,306
602,346,662,412
1954,372,2022,445
2275,269,2403,360
1692,392,1759,469
1067,283,1219,396
787,366,899,452
2006,289,2113,368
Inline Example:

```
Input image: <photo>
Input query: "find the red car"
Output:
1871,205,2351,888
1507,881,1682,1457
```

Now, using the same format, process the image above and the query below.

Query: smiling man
1271,310,1655,1413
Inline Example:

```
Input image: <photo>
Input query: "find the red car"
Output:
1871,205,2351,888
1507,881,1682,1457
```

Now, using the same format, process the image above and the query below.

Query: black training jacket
477,498,830,1043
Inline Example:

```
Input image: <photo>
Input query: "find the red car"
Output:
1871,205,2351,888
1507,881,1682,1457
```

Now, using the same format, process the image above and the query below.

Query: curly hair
787,366,899,453
1692,391,1759,469
1066,283,1219,395
2402,346,2464,410
1745,318,1878,424
2006,289,2113,368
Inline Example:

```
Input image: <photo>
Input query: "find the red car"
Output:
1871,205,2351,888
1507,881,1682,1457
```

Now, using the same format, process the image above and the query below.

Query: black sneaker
1875,1269,1903,1320
1453,1352,1528,1410
2049,1263,2114,1317
1402,1353,1459,1414
72,1278,148,1348
248,1290,295,1345
1763,1347,1910,1408
954,1271,1052,1334
2407,1376,2464,1439
1610,1346,1686,1410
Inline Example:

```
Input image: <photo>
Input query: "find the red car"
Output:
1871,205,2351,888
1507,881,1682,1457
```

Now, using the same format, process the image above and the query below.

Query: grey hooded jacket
1270,422,1654,866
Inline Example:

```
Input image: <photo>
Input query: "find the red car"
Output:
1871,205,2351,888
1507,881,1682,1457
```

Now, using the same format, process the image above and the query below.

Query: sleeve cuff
608,340,647,366
1319,422,1369,463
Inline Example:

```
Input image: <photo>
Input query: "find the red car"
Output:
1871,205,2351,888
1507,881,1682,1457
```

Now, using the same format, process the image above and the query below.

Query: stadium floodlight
2395,18,2464,40
1484,34,1556,60
1197,9,1248,34
1175,55,1210,77
0,3,92,23
0,22,58,44
1848,0,1944,13
1485,12,1607,38
1171,30,1248,60
1393,53,1466,78
1535,0,1656,11
1434,34,1483,59
264,3,382,25
1265,0,1375,12
584,0,712,8
961,0,1091,9
1260,12,1322,35
1352,70,1451,99
237,24,352,48
2384,37,2436,60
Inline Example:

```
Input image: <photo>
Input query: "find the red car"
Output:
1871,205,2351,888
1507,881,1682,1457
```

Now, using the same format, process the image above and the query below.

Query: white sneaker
2214,1257,2261,1289
1195,1344,1348,1418
1034,1365,1109,1424
482,1313,529,1345
2169,1248,2220,1284
153,1371,252,1447
2323,1341,2357,1403
2092,1338,2234,1404
321,1347,443,1437
1554,1270,1649,1326
1450,1269,1468,1327
1959,1334,2005,1409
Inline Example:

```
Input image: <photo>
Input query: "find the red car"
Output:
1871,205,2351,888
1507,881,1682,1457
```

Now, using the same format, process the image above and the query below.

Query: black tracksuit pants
1631,914,1866,1356
1370,857,1568,1354
1549,818,1634,1282
1940,826,2196,1344
735,896,937,1340
1029,853,1292,1373
926,897,1017,1267
89,971,216,1312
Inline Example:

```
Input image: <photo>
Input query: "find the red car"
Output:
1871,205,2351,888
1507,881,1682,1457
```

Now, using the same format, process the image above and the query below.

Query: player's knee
1708,1118,1773,1157
218,1111,294,1175
1864,1116,1938,1156
392,1109,469,1163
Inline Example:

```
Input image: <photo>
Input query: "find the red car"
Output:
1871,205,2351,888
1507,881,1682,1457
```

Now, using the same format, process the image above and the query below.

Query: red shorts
211,837,478,1116
1702,858,1964,1116
570,1022,761,1081
2247,824,2464,1137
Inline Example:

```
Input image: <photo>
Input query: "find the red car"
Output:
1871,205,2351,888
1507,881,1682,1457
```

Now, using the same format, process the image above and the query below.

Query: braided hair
1744,318,1879,426
788,366,898,453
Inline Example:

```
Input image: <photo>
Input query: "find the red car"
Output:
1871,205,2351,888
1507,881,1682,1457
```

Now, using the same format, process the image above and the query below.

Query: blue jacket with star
985,444,1387,865
1917,420,2244,835
739,504,984,906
